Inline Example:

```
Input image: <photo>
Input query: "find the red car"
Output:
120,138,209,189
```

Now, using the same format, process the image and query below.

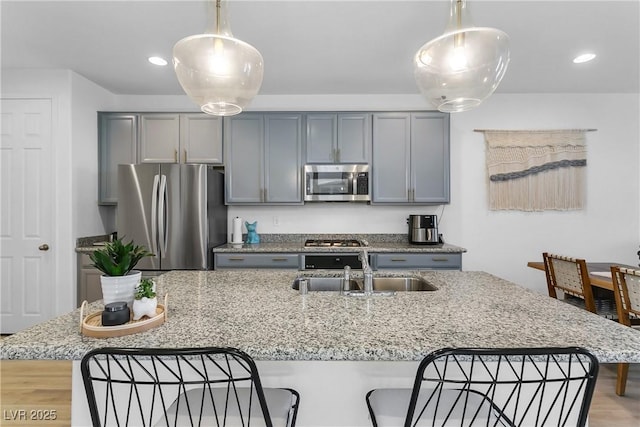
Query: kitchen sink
367,276,437,292
291,276,437,292
292,277,359,292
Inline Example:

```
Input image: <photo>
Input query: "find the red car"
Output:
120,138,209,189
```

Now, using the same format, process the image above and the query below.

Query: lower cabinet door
80,269,103,305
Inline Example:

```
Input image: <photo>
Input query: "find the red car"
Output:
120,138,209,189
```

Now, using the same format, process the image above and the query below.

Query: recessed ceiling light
148,56,168,66
573,53,596,64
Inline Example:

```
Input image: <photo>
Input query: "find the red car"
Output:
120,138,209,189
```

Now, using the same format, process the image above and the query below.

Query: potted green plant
132,278,158,320
89,238,153,307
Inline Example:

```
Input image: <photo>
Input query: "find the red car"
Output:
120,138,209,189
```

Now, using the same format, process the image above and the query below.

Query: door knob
38,244,49,251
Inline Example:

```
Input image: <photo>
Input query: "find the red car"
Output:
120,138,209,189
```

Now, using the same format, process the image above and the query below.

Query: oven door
303,254,365,270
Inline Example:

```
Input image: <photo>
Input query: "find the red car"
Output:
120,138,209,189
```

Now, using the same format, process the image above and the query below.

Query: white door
1,98,54,333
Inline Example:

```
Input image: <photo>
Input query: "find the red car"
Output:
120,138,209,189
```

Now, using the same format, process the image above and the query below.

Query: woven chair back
612,267,640,323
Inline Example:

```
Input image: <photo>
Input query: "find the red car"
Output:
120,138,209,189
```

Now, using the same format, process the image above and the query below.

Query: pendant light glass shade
173,0,264,116
414,0,510,113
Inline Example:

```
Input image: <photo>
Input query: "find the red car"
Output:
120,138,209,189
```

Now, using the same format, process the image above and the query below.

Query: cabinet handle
336,148,341,162
432,257,449,262
411,188,415,202
407,189,411,201
184,149,187,163
264,188,268,202
174,149,178,163
390,258,407,262
272,257,288,262
228,257,245,261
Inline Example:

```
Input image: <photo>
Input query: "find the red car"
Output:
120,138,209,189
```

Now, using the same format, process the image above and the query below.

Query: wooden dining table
527,261,637,291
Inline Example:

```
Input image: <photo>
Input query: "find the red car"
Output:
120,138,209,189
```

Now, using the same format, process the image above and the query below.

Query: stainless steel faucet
342,265,351,294
359,249,371,272
359,249,373,295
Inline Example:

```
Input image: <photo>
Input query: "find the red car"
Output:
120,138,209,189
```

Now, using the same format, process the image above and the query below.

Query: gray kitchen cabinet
372,112,450,204
180,114,223,163
99,112,222,205
225,113,303,204
306,113,371,163
139,113,223,164
98,113,138,205
373,253,461,270
77,254,103,306
214,253,299,269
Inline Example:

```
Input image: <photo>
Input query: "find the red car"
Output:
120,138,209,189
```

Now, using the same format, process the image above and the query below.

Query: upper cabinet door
411,113,450,203
337,113,371,163
371,113,411,203
139,114,180,163
264,114,303,203
372,112,450,205
305,113,371,164
179,114,223,164
98,113,138,205
306,114,337,163
224,114,264,204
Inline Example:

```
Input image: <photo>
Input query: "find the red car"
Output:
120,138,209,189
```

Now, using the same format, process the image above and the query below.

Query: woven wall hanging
476,129,595,211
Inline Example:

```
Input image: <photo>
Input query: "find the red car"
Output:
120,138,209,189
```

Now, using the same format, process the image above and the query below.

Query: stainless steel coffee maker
407,215,439,245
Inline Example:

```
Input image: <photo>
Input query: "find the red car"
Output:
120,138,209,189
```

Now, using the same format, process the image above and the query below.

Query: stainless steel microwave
304,164,370,202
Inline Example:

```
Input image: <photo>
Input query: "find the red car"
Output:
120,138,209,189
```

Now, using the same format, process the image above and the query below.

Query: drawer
374,253,461,270
214,253,300,269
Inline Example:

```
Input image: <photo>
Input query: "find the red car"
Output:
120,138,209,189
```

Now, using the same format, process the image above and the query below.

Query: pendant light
173,0,264,116
414,0,510,113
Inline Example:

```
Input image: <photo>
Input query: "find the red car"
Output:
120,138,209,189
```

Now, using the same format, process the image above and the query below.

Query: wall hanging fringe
476,129,596,212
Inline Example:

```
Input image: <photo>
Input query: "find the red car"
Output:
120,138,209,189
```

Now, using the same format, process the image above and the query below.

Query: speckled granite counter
211,234,466,254
2,270,639,363
212,242,465,253
76,234,467,254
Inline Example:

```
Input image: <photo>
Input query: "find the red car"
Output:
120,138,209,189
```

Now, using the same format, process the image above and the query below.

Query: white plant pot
132,297,158,320
100,270,141,308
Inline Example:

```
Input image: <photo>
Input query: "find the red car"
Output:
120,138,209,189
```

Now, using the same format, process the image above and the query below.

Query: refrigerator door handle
151,174,160,256
158,174,168,258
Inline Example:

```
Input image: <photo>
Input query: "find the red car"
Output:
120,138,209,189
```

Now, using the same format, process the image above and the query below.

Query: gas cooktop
304,239,362,248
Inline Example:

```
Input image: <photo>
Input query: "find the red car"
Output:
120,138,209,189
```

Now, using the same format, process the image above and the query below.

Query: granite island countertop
2,270,640,363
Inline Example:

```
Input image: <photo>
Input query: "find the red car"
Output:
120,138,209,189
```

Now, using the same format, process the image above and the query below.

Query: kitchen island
2,269,640,426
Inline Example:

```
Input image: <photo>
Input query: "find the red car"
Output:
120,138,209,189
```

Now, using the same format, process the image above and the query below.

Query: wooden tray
80,294,168,339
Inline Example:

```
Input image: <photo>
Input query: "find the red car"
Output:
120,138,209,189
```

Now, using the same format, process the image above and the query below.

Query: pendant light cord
215,0,221,34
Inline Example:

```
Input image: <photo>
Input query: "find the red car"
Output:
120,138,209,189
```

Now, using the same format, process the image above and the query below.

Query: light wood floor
0,360,638,426
589,363,640,427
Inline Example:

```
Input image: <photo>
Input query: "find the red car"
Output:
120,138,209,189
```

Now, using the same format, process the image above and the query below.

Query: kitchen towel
232,217,243,243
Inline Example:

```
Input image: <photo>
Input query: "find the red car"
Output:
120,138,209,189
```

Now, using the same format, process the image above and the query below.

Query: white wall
70,72,117,236
450,93,639,294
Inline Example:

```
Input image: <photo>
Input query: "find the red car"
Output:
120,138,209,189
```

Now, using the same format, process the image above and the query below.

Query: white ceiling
2,0,639,96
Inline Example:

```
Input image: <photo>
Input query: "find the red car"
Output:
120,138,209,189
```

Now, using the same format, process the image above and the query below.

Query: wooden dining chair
611,266,640,396
543,252,597,313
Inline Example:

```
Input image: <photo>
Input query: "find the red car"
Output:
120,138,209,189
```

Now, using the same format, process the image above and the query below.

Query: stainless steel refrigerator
117,164,227,270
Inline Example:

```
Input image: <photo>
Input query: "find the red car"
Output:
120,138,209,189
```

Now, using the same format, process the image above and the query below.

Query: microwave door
314,173,351,195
